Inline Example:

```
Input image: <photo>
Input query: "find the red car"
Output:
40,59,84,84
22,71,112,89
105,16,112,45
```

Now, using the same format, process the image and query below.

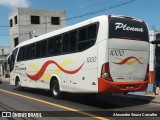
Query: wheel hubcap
53,84,59,96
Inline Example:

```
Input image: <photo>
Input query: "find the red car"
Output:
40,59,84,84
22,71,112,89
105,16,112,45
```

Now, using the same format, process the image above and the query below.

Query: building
0,46,10,60
9,8,66,51
149,30,160,83
0,46,10,78
149,30,160,94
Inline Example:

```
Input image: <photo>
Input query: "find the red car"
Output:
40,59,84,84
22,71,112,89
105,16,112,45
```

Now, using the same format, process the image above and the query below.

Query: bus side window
17,47,22,62
36,42,41,58
48,37,55,56
41,40,47,57
17,47,25,61
70,30,77,52
79,27,87,42
78,24,97,51
55,35,62,55
26,45,31,60
9,48,18,72
30,43,36,59
12,48,18,62
88,24,97,39
62,33,70,53
21,47,26,61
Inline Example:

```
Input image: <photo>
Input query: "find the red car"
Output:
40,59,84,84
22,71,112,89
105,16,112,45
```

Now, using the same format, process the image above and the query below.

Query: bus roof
14,14,144,49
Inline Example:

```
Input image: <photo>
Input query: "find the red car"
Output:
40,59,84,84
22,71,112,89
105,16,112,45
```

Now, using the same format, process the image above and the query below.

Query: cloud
0,0,30,9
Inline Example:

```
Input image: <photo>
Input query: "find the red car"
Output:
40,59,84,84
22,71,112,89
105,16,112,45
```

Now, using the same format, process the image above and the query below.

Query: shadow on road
15,87,154,109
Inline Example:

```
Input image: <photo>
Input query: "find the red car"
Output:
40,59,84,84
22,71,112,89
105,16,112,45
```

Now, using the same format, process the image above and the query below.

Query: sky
0,0,160,47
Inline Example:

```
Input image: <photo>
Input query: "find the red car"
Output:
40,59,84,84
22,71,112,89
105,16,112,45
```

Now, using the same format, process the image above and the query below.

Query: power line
0,0,136,29
0,0,136,38
67,0,113,14
0,25,9,27
65,0,136,21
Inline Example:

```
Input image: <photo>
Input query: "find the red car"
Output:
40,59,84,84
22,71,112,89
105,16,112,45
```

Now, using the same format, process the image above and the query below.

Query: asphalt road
0,80,160,120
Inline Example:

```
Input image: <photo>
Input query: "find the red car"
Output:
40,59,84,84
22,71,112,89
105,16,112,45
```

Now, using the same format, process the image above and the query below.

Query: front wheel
51,80,62,99
15,78,23,90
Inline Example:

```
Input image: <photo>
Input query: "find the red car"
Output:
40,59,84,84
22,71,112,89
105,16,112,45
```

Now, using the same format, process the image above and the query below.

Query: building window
14,16,18,24
14,37,19,47
51,17,60,25
10,19,13,27
31,15,40,24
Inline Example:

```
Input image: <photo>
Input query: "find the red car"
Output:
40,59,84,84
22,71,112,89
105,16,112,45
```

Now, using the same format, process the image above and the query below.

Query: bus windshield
109,16,149,42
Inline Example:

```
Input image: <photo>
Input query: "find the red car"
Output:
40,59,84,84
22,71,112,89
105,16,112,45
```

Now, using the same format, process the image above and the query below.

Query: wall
9,8,66,51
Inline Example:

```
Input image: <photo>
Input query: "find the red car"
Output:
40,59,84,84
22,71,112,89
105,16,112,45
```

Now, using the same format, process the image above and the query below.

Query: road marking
0,89,109,120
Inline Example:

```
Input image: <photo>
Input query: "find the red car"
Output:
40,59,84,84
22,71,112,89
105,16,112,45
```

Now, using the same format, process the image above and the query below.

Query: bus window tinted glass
48,37,55,56
78,41,94,51
109,17,149,42
78,23,98,51
88,24,97,39
79,27,87,42
70,30,77,52
62,33,70,53
26,45,30,60
36,42,41,58
55,35,62,54
17,47,25,61
30,43,36,59
41,40,47,57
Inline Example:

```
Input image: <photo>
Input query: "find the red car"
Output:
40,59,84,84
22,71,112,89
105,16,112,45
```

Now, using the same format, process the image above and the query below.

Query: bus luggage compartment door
109,49,148,82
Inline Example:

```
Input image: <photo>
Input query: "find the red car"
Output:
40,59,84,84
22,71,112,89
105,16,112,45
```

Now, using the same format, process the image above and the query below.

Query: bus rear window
109,17,149,42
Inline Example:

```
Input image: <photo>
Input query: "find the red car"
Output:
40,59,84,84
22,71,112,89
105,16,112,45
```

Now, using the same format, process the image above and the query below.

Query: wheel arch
15,75,20,85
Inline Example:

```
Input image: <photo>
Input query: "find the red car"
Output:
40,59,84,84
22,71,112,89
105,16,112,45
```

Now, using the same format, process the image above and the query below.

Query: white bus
8,15,149,98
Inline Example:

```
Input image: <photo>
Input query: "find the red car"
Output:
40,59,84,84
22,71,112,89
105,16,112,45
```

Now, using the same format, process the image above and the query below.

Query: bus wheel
51,80,61,99
15,78,22,90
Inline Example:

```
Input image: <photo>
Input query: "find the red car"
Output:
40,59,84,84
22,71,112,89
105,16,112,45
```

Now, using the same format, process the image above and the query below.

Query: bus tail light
101,62,113,81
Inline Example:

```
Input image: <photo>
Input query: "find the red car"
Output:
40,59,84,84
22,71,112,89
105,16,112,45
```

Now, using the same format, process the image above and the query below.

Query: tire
15,78,23,90
51,80,61,99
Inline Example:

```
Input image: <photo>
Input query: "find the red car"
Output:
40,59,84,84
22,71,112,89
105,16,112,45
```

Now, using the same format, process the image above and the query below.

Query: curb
116,94,160,104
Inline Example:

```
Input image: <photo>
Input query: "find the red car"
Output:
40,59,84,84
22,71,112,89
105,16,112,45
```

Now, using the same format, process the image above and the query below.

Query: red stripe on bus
26,60,84,81
112,56,144,65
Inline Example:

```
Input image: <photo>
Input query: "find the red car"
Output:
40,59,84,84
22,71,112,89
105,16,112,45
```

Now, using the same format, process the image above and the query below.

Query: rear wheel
51,80,61,99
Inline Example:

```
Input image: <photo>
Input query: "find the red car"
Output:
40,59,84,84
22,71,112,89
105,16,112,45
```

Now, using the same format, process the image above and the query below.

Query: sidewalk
125,84,160,104
122,93,160,104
